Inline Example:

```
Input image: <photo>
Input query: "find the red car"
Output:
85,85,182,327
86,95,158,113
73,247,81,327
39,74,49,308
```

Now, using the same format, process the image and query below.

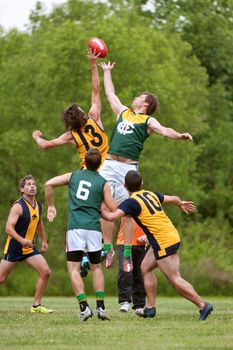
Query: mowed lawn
0,296,232,350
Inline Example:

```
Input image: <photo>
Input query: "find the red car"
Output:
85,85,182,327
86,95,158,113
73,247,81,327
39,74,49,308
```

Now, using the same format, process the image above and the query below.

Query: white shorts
99,159,138,203
66,229,102,252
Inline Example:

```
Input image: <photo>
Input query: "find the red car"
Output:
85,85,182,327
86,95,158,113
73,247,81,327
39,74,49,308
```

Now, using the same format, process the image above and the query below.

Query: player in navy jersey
0,175,52,314
102,170,213,321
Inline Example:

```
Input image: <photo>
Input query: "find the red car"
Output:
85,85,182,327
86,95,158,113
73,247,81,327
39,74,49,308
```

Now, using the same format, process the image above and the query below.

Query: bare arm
32,130,74,149
103,183,118,212
163,195,196,214
147,117,193,141
5,204,34,248
99,62,127,116
36,219,48,253
87,49,102,125
44,173,72,222
101,207,125,221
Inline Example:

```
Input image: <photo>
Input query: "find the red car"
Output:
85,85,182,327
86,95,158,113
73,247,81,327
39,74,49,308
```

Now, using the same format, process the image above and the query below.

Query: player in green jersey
44,149,116,321
99,61,193,272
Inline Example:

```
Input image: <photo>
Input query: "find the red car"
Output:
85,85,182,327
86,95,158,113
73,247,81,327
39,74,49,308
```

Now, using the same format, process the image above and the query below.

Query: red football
88,37,108,58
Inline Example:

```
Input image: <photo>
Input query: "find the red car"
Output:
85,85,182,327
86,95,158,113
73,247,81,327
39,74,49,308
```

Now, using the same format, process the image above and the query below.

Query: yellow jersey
4,197,42,256
118,190,180,256
71,117,108,169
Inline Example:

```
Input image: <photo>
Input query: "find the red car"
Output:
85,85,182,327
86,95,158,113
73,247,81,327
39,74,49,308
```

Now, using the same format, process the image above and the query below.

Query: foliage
0,0,232,296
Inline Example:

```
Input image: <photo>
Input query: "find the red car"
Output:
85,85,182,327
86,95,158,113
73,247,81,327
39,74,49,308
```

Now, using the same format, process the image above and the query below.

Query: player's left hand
41,241,48,253
180,201,196,214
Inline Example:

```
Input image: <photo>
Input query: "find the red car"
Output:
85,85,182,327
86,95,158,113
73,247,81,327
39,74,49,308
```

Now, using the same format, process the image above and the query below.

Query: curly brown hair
142,91,159,115
62,103,88,131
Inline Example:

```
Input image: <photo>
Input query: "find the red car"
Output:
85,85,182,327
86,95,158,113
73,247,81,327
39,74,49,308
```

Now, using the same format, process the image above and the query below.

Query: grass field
0,296,232,350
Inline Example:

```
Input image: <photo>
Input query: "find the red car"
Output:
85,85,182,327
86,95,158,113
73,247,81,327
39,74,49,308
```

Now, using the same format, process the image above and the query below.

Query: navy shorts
153,242,180,260
2,248,40,262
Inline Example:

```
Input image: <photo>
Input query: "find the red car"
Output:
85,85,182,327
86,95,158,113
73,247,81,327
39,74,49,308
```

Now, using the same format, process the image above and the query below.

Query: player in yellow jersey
99,61,193,271
32,49,108,170
101,170,213,321
0,175,52,314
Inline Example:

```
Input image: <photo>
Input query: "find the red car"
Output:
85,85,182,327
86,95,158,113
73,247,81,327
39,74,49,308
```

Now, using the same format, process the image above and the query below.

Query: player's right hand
32,130,42,139
20,238,34,248
98,62,116,71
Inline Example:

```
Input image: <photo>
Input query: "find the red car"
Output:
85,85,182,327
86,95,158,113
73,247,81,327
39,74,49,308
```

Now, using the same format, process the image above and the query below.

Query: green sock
104,243,112,253
77,293,87,303
96,291,105,309
77,293,88,312
95,291,105,300
124,245,132,258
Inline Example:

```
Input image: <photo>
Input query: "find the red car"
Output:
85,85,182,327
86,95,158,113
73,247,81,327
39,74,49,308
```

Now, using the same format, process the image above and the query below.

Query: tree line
0,0,232,296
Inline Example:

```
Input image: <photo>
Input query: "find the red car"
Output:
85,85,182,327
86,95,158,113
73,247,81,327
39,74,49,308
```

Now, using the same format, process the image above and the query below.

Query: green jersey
68,169,106,231
109,109,149,161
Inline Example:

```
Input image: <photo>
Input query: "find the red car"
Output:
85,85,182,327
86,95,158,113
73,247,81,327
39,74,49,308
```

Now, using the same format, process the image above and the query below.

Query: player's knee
168,275,180,288
41,267,52,279
0,275,6,284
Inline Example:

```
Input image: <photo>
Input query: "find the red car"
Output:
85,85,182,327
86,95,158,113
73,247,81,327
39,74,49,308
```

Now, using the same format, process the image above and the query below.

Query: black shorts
153,242,180,260
2,248,40,263
66,250,102,264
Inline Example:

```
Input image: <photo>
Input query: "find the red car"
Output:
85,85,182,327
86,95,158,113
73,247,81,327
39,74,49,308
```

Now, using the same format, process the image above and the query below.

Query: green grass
0,297,232,350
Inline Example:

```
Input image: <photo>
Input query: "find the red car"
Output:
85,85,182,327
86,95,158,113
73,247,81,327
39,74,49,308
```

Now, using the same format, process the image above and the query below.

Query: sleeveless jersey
119,190,180,254
109,109,149,161
71,117,108,169
4,197,42,256
68,169,106,231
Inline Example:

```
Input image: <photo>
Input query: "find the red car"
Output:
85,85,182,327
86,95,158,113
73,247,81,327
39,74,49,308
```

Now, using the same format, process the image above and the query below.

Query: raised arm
87,49,102,126
5,204,34,248
99,61,127,116
32,130,74,149
44,173,71,221
162,195,196,214
147,117,193,141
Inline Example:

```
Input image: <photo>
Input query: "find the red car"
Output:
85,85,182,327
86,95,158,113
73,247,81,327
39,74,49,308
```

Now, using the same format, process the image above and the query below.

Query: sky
0,0,65,31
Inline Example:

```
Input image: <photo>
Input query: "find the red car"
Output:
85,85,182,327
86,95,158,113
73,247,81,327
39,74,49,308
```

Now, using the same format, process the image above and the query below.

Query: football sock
77,293,88,311
104,243,112,253
123,245,132,258
96,291,105,309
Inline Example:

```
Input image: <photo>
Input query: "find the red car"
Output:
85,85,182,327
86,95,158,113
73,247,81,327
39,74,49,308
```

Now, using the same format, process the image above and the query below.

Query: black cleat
199,302,213,320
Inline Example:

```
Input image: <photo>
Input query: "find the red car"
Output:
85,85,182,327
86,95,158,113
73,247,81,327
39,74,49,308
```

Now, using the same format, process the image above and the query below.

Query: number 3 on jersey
76,180,92,200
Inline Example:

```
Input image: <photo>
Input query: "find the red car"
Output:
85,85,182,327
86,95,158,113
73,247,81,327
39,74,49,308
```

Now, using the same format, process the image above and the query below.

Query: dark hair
19,175,36,193
62,103,88,131
85,148,102,171
125,170,142,192
142,91,158,115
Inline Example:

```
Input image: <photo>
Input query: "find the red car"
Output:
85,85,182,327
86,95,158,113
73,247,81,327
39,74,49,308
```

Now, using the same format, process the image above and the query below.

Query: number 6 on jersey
76,180,92,200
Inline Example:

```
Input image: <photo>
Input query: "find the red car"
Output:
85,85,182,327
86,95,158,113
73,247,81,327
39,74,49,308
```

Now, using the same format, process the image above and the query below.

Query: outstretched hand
47,206,57,222
32,130,42,139
179,133,193,141
87,48,100,63
98,61,116,71
180,201,196,214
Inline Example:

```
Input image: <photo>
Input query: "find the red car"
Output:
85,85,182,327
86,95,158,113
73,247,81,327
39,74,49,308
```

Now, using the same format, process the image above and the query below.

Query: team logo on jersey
117,121,135,135
32,214,37,220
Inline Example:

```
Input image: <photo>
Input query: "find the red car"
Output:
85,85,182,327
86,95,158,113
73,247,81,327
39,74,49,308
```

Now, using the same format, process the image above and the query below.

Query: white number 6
76,180,92,200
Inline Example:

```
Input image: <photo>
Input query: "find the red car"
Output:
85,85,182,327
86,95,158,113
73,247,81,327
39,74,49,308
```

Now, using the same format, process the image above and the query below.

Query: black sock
79,300,88,312
96,300,105,309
